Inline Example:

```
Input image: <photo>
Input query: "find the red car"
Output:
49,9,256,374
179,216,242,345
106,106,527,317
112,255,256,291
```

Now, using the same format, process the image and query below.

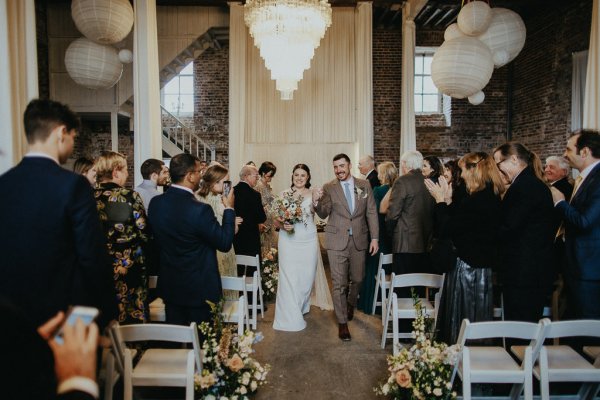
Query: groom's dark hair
333,153,351,163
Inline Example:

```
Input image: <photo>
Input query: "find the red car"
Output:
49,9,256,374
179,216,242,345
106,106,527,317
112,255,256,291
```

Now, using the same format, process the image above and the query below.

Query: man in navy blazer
233,164,266,260
551,130,600,319
148,153,236,326
0,99,115,329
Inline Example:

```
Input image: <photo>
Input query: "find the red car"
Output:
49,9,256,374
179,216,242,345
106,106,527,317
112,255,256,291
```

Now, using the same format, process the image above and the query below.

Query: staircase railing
160,105,215,162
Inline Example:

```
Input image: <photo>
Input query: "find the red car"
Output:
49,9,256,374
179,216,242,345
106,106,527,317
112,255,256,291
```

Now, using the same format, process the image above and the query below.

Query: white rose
205,396,216,400
382,384,390,395
240,386,247,395
251,380,258,391
433,388,443,396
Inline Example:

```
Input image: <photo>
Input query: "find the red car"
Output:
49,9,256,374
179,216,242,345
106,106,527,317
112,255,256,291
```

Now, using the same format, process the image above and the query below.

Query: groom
314,153,379,341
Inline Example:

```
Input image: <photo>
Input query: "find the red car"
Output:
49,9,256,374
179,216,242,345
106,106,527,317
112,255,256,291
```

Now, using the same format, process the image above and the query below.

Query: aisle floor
252,301,390,399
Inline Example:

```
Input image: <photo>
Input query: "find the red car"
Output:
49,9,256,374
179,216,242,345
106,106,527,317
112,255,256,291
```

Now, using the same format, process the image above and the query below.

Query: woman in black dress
425,152,505,344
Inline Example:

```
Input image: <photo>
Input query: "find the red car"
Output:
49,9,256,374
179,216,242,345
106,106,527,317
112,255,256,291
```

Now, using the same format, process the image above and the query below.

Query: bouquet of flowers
375,293,460,400
195,301,270,399
270,191,305,234
261,247,279,302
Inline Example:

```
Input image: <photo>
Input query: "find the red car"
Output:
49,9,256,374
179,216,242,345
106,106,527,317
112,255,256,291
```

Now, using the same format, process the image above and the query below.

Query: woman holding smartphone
196,164,241,299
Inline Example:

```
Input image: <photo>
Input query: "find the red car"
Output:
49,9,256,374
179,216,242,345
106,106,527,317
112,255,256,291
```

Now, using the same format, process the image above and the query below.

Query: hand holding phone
53,306,99,345
222,180,232,197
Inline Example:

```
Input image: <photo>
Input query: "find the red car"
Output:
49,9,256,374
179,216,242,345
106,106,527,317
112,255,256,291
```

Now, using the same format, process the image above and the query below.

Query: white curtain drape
583,0,599,130
400,6,416,158
229,5,372,194
0,0,38,174
572,50,588,132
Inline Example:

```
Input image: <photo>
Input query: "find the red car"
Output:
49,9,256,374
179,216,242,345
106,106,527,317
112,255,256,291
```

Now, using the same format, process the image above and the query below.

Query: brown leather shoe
338,323,351,341
347,304,354,321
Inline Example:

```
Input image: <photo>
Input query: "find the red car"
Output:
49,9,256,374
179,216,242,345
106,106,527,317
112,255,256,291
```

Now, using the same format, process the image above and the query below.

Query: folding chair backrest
544,320,600,339
221,275,248,292
236,254,260,268
114,322,202,372
379,253,393,270
391,273,445,289
457,319,548,345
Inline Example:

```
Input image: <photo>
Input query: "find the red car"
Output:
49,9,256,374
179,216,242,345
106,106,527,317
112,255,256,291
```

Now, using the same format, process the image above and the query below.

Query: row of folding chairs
455,318,600,400
149,254,265,332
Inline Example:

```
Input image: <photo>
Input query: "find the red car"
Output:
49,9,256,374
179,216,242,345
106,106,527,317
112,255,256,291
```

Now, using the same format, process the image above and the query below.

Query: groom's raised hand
369,239,379,256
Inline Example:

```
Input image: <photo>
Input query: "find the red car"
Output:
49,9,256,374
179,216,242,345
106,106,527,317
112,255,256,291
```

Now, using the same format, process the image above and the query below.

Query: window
162,63,194,116
414,49,442,114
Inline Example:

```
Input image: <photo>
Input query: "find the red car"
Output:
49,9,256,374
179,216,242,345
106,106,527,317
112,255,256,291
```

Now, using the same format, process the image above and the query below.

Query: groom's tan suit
316,177,379,323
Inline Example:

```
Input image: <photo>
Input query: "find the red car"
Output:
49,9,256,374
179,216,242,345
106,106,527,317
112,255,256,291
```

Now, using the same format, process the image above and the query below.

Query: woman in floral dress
197,164,240,299
94,151,149,324
256,161,277,257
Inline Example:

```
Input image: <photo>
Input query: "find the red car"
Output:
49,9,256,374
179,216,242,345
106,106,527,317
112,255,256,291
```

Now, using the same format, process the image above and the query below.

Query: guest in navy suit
358,155,381,189
0,99,115,329
551,130,600,319
494,142,555,323
148,153,236,326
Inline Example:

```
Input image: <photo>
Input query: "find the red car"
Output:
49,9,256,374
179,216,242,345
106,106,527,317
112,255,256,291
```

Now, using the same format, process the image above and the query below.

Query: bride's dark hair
290,163,311,189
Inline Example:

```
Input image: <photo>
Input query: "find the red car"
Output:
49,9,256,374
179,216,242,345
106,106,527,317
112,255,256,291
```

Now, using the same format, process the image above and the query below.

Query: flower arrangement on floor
195,301,270,399
375,293,461,400
261,247,279,302
270,190,305,234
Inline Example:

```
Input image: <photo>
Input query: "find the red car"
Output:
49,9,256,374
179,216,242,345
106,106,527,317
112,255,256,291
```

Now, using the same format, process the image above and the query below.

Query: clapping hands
424,176,453,204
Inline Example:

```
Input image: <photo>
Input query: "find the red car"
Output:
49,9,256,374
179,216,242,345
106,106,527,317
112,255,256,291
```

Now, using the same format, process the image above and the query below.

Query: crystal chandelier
244,0,332,100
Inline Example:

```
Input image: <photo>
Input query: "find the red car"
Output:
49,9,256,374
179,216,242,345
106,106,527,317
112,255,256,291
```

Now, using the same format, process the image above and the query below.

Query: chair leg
104,352,115,400
371,273,381,315
185,352,195,400
578,383,593,400
392,312,399,356
462,374,471,400
509,383,523,400
380,284,387,326
381,303,390,349
258,276,264,319
123,351,133,400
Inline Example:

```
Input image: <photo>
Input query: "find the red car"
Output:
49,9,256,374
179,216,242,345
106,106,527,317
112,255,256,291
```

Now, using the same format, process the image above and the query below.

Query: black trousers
165,302,212,327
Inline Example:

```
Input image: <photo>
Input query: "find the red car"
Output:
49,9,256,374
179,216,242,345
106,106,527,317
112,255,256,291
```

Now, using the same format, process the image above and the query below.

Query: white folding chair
453,318,550,400
109,322,202,400
371,253,393,323
584,346,600,361
148,275,166,322
236,254,263,329
221,274,253,335
381,273,445,355
511,320,600,400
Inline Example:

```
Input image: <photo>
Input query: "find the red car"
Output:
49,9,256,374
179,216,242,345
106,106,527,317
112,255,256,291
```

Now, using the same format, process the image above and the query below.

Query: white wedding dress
273,192,333,331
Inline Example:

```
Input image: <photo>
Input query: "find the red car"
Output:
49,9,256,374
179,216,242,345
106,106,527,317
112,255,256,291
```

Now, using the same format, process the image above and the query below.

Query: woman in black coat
425,152,505,345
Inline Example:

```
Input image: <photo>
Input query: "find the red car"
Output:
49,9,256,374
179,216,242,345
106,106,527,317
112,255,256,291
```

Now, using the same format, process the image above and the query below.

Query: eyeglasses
465,158,484,169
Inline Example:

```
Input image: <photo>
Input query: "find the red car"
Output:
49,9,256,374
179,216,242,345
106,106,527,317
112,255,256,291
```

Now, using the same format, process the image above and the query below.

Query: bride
273,164,332,331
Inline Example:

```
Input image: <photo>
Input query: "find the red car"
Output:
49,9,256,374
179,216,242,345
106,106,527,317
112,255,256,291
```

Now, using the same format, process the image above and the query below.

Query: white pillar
111,110,119,152
0,0,38,173
228,3,247,173
133,0,162,186
355,2,373,158
400,5,416,158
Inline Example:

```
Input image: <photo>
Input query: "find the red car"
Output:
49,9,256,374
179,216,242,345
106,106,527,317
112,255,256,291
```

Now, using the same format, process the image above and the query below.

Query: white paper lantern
72,0,134,44
65,38,123,89
431,36,494,99
444,23,464,41
457,1,492,36
477,8,526,68
468,91,485,105
118,49,133,64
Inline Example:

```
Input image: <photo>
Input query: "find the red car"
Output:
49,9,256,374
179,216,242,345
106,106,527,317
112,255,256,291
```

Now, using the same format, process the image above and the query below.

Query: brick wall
194,46,230,166
511,0,593,160
71,121,135,188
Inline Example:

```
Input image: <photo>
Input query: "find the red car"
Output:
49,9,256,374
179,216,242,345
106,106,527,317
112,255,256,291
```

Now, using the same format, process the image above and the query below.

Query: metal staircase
161,105,215,161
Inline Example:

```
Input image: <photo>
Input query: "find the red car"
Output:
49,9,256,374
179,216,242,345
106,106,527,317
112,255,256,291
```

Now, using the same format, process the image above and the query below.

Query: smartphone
223,180,232,197
54,306,99,345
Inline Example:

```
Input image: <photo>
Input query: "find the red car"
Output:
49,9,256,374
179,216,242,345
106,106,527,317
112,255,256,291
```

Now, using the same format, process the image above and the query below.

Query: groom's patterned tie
343,182,354,213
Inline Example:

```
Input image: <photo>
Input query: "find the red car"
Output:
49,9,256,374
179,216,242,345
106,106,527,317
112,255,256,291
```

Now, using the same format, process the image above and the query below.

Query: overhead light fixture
244,0,332,100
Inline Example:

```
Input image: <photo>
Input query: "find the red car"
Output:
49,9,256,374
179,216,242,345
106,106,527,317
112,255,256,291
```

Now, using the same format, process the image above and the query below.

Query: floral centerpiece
261,247,279,302
270,191,305,234
195,301,270,399
375,293,460,400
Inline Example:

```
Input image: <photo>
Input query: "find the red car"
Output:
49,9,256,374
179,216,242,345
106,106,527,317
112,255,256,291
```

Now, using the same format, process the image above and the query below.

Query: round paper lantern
468,91,485,105
118,49,133,64
444,23,464,41
457,1,492,36
477,8,526,68
65,38,123,89
72,0,134,44
431,36,494,99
